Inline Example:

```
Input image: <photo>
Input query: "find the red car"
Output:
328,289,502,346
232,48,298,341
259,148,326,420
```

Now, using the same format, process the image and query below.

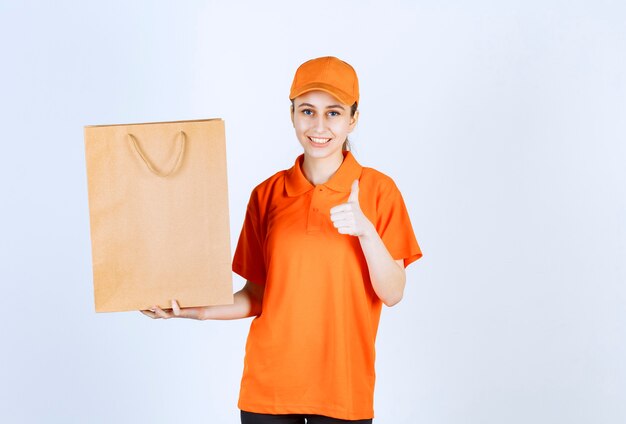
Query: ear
290,105,295,127
348,110,359,133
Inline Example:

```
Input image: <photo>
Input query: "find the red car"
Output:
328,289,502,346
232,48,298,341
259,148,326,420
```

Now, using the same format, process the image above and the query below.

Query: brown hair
291,101,358,151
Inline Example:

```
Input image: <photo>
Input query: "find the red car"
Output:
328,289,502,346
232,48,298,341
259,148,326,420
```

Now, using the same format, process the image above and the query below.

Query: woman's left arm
330,180,406,307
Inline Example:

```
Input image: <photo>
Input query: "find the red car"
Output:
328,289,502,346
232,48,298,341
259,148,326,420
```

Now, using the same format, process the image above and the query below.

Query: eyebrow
297,103,346,110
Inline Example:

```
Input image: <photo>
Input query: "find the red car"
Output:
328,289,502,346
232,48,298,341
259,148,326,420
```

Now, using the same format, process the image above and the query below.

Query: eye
328,110,341,117
302,109,314,116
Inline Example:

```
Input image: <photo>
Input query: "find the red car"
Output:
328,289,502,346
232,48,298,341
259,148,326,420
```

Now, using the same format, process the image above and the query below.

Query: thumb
348,179,360,204
171,299,181,316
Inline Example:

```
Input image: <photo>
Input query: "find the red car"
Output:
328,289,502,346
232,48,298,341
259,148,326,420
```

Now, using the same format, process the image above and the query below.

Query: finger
171,299,181,316
337,226,355,235
330,211,352,222
348,179,360,204
154,306,172,319
332,218,355,229
330,203,351,215
140,310,158,319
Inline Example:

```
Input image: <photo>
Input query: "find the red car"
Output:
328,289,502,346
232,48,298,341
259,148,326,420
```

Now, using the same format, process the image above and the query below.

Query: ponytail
342,102,358,151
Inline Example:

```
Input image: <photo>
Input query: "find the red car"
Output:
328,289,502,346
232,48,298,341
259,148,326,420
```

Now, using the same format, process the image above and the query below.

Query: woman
142,56,422,423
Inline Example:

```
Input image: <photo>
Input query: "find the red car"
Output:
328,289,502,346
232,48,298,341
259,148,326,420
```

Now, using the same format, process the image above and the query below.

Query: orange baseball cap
289,56,359,106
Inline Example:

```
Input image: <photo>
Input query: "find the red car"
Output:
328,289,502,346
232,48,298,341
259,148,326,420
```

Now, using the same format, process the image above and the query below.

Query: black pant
241,410,373,424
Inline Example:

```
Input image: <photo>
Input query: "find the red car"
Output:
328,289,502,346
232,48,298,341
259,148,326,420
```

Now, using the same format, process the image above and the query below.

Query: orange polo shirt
232,151,422,420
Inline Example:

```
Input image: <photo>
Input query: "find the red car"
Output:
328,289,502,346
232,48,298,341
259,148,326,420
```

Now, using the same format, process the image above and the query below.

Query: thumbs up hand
330,179,375,237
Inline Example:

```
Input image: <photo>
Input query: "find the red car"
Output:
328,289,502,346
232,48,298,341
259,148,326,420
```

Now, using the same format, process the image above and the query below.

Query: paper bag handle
128,131,186,177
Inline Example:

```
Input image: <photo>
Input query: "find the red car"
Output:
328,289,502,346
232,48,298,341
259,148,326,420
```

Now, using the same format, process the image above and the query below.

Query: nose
314,114,326,133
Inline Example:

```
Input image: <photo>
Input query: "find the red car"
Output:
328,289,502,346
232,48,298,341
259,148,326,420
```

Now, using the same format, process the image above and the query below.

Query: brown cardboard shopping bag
84,118,233,312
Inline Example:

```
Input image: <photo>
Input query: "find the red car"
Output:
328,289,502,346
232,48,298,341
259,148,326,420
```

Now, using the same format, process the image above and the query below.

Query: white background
1,1,625,423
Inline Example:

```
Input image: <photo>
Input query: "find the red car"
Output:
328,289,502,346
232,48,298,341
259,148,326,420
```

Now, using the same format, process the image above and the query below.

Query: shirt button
313,208,319,212
319,188,323,192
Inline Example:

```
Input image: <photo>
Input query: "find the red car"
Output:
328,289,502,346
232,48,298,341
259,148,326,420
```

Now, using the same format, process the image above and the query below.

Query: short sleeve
375,180,423,268
232,190,267,285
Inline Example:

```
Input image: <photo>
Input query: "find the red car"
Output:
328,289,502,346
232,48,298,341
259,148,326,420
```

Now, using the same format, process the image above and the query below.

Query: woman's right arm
140,280,264,320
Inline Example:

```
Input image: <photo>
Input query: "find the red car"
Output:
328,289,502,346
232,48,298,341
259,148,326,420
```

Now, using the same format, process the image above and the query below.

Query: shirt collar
285,151,363,197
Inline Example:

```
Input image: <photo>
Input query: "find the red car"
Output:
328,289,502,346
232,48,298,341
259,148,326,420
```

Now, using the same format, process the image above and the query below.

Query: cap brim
290,82,356,106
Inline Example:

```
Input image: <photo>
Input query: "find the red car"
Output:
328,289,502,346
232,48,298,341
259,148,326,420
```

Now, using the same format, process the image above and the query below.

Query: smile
308,136,331,145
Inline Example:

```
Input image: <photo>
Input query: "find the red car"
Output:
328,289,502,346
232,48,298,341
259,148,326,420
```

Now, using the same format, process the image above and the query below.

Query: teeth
310,137,331,144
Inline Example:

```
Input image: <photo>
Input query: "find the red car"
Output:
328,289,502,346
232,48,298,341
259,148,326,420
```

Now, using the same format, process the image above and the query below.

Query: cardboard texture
84,118,233,312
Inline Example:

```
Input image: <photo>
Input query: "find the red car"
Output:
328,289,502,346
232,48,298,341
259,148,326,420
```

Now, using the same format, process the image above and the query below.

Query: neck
302,151,345,185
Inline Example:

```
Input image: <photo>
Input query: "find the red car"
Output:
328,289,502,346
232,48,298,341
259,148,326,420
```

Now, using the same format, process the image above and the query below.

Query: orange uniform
232,151,422,420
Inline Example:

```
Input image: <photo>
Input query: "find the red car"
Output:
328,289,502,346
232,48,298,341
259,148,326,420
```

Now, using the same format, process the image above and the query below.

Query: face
291,90,358,162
